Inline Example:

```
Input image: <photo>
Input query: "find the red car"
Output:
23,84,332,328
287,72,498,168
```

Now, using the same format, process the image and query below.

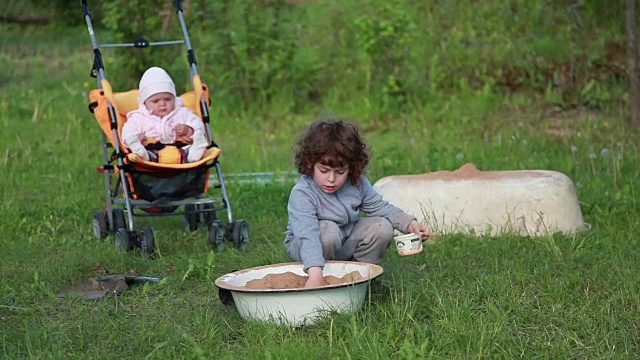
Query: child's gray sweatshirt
284,175,416,271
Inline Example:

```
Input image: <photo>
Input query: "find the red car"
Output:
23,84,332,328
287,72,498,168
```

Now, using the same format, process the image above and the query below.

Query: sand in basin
244,270,364,289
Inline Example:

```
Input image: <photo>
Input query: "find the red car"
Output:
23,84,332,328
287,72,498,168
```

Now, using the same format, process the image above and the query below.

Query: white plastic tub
373,163,588,237
214,261,383,326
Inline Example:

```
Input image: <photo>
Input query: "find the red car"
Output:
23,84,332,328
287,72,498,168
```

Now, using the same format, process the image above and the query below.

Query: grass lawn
1,20,639,359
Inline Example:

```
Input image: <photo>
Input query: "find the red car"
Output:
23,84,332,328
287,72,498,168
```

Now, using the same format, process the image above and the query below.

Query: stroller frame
81,0,249,255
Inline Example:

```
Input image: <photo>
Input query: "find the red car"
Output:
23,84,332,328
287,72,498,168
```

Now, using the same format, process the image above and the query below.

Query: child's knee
319,220,341,243
319,220,342,256
367,217,394,242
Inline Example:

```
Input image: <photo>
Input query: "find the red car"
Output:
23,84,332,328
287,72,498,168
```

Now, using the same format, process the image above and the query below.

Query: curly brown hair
294,119,370,185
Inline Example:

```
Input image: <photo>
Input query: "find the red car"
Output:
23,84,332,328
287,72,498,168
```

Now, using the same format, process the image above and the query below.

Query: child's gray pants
320,216,393,265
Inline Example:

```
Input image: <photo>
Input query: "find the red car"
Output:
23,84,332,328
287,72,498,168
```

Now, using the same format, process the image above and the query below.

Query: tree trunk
0,15,50,25
626,0,639,127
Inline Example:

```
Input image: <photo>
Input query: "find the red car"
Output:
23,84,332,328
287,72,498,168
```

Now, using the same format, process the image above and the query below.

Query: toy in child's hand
174,124,193,137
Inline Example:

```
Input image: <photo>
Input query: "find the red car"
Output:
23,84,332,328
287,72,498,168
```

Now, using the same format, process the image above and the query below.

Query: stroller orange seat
89,77,221,170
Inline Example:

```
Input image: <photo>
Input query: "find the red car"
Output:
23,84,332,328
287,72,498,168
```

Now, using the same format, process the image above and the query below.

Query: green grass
1,16,640,360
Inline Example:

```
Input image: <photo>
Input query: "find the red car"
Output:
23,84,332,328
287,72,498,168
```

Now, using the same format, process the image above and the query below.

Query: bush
48,0,630,116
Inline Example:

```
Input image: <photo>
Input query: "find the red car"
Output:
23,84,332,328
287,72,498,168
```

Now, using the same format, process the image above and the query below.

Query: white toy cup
393,233,423,256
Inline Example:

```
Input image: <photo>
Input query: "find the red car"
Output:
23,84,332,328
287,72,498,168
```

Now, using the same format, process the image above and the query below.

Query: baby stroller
81,0,249,256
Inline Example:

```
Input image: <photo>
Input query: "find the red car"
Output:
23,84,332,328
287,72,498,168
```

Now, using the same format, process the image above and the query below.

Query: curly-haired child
284,119,431,288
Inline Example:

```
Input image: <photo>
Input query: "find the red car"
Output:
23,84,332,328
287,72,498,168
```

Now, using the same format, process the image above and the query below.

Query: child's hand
138,134,146,142
407,220,431,241
174,124,194,137
304,267,325,288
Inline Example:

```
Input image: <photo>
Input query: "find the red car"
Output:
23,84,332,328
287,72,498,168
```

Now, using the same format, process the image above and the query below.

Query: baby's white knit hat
138,67,176,103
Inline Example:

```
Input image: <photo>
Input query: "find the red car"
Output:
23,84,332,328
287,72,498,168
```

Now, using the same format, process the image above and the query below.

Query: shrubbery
27,0,628,116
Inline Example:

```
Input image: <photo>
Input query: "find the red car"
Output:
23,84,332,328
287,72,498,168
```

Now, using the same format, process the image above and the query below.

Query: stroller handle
81,0,185,12
80,0,89,16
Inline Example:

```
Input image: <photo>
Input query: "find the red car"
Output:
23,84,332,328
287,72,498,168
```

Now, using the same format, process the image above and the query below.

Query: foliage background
6,0,631,117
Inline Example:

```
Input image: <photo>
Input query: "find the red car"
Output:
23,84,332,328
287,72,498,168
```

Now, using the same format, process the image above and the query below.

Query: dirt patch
56,275,161,299
244,271,364,289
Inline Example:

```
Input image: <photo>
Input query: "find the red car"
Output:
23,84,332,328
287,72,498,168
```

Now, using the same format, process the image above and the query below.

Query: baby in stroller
122,66,209,163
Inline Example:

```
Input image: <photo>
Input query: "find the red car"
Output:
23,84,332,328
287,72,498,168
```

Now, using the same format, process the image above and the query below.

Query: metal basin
215,261,384,326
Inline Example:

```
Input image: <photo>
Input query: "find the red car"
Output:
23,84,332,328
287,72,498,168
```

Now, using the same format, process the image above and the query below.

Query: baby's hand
174,124,194,137
138,134,146,142
407,220,431,241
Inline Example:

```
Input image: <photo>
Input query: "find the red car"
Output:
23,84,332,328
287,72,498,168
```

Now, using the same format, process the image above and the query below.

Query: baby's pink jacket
123,97,204,144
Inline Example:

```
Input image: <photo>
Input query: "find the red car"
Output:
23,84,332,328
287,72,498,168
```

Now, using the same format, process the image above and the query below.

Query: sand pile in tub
243,271,364,289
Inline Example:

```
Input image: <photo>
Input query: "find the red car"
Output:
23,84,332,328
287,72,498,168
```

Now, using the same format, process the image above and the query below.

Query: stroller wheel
231,220,250,251
139,226,156,259
111,208,126,232
184,204,198,232
202,203,217,227
115,228,133,252
208,220,225,251
93,211,108,239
